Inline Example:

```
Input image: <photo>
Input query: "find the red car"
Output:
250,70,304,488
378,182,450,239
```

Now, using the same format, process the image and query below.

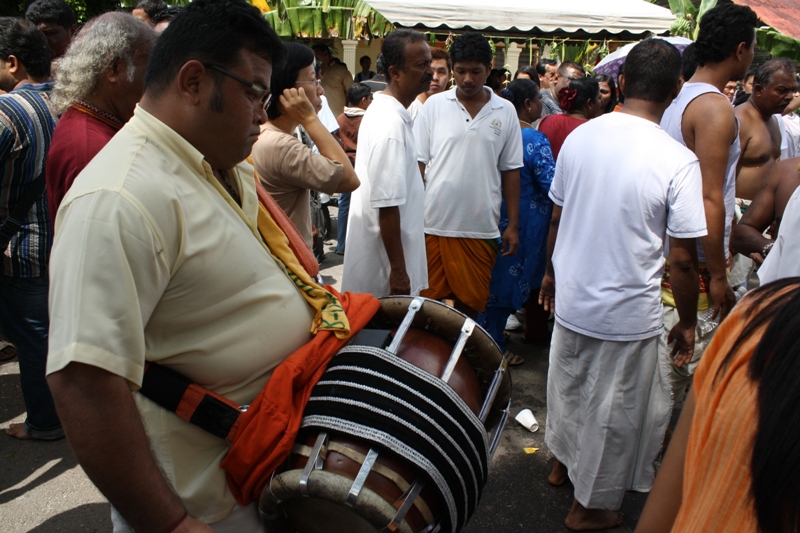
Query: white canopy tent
363,0,675,37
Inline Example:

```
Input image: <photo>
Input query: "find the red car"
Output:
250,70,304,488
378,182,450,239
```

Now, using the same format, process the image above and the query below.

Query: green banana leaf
264,0,393,39
756,27,800,62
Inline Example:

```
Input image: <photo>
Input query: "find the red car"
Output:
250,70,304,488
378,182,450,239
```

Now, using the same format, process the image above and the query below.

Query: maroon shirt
46,107,118,225
538,114,587,162
336,112,363,166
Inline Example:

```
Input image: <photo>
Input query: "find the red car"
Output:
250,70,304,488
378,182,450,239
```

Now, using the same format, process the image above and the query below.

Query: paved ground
0,208,652,532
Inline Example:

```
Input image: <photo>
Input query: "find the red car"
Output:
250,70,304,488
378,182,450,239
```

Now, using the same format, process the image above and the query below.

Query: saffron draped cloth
221,178,380,505
421,234,498,313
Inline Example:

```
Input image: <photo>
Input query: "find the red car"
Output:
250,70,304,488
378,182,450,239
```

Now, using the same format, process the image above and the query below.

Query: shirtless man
732,156,800,262
735,59,797,200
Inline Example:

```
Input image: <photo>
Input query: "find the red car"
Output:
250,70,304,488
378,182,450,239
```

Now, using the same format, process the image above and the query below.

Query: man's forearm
699,198,729,280
501,169,521,231
48,363,187,532
544,206,562,278
668,246,700,328
731,222,771,256
378,206,406,272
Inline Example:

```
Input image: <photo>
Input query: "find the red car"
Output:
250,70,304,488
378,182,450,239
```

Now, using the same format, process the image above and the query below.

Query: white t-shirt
780,112,800,159
342,93,428,297
550,112,706,341
414,87,523,238
661,82,740,262
759,185,800,284
408,96,424,124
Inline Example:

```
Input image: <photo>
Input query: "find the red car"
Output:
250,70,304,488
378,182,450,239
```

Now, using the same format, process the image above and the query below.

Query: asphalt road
0,208,650,532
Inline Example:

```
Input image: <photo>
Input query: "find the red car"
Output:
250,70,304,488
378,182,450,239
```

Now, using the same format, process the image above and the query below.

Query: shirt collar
13,81,54,93
444,86,504,109
373,92,412,125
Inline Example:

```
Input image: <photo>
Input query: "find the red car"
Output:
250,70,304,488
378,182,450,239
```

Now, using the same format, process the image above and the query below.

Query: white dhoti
545,322,672,510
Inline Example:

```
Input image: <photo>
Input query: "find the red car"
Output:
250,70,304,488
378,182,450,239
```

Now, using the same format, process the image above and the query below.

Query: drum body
261,297,512,533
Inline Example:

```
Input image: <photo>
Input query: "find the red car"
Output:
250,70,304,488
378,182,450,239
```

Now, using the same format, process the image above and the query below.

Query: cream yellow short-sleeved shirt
47,105,315,523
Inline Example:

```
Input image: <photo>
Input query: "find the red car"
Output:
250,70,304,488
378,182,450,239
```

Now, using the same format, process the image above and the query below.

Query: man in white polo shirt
414,31,522,318
539,39,706,531
341,30,432,297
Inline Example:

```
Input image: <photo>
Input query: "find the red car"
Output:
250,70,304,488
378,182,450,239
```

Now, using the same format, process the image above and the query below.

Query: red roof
733,0,800,39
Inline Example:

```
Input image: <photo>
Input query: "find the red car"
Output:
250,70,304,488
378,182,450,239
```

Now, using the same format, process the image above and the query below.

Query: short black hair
24,0,75,29
754,59,797,89
151,6,182,25
694,3,758,66
144,0,285,98
743,69,756,83
623,38,681,103
311,43,330,56
381,29,426,72
536,58,557,76
595,74,617,113
450,31,492,67
681,42,698,81
266,42,315,120
558,76,599,112
135,0,167,20
347,82,371,106
514,65,538,84
499,78,539,113
359,55,370,63
558,61,585,77
0,17,51,80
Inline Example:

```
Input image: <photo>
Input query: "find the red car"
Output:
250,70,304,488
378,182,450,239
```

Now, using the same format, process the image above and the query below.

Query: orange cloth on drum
669,288,791,533
221,288,380,506
421,235,498,313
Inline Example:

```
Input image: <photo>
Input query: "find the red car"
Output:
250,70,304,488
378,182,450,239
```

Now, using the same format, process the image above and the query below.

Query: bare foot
6,423,33,440
564,500,624,531
548,459,568,486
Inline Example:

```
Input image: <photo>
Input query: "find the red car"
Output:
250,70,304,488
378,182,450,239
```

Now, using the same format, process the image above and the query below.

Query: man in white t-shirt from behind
341,30,433,297
538,39,706,531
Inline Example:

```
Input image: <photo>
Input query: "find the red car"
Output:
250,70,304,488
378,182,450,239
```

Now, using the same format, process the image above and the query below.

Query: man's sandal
504,350,524,366
0,341,16,362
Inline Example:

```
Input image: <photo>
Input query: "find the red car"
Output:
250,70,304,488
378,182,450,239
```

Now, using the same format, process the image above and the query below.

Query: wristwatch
762,241,774,257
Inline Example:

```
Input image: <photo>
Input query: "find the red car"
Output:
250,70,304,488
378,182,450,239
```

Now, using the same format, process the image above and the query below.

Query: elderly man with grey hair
46,11,155,223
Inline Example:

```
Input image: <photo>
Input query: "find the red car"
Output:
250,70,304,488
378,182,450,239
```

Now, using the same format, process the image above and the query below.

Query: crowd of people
2,0,800,531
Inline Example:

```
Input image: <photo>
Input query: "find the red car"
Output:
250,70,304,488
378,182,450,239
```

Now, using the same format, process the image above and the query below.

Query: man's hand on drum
389,267,411,296
539,273,555,313
278,87,318,127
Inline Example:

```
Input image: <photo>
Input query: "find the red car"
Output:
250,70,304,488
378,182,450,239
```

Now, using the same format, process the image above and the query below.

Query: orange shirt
670,290,788,532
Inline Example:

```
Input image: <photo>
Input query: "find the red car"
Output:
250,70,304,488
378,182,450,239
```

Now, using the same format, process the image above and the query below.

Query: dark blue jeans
335,192,350,254
0,275,62,438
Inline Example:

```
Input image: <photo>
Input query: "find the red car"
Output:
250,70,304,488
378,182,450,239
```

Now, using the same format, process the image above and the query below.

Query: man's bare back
735,101,782,200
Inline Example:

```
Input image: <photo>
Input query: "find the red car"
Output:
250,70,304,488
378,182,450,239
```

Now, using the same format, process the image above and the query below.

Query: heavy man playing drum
44,1,361,531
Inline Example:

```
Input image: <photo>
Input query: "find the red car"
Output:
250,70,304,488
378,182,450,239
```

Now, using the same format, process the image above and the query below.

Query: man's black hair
622,38,681,103
381,29,426,73
311,43,330,55
266,42,315,120
536,57,557,77
694,3,758,66
754,59,797,89
0,17,51,80
347,82,371,106
681,42,698,81
24,0,75,29
135,0,167,21
144,0,285,98
558,60,585,77
743,69,756,83
359,55,370,63
151,6,182,25
449,31,492,67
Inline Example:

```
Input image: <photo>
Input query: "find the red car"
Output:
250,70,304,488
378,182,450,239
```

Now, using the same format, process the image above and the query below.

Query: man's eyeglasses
296,79,323,88
205,64,272,111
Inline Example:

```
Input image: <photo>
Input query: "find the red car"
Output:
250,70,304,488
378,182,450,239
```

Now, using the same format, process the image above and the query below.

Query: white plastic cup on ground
515,408,539,432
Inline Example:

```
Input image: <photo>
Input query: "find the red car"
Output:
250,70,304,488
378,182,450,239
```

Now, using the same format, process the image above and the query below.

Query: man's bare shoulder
683,92,737,147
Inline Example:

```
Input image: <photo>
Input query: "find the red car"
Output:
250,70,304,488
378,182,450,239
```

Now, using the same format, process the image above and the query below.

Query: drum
260,296,512,533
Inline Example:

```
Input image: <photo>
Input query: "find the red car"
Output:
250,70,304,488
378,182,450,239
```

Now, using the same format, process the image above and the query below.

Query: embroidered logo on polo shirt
490,118,502,136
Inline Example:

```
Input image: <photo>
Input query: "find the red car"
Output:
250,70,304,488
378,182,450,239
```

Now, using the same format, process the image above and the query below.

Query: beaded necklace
70,101,125,130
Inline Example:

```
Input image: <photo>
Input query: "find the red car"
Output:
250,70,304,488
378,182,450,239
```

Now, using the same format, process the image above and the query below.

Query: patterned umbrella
593,36,694,80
